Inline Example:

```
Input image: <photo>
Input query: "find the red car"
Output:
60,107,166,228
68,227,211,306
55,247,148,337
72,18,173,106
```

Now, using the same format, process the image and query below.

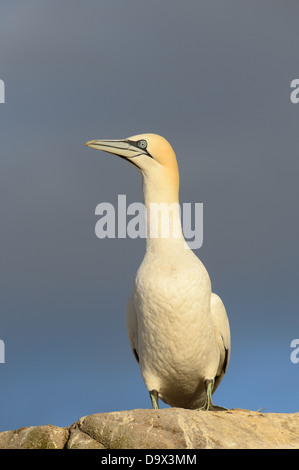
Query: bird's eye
137,139,147,149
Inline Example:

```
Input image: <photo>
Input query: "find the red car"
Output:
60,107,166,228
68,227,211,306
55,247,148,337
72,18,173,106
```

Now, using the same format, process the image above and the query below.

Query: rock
0,408,298,449
67,427,105,449
0,424,68,449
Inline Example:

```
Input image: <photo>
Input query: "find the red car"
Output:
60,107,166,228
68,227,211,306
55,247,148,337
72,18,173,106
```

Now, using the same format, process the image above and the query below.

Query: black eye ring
137,139,147,149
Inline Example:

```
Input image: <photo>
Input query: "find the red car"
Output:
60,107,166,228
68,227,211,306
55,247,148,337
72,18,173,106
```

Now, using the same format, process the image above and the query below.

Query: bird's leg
197,379,228,411
149,389,159,409
197,379,214,411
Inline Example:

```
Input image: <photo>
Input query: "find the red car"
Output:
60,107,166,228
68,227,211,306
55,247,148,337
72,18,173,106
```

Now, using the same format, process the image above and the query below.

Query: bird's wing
126,296,139,363
210,292,231,393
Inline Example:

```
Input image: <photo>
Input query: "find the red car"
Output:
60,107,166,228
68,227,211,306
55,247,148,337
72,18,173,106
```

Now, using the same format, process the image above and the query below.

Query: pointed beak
85,139,142,160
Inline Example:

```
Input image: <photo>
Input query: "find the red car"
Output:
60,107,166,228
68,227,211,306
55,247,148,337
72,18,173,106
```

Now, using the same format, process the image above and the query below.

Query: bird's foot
196,379,213,411
207,404,228,411
196,379,228,411
149,389,159,409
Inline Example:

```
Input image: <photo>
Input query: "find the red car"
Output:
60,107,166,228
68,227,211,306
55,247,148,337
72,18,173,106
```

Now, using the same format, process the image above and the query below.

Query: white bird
85,133,230,410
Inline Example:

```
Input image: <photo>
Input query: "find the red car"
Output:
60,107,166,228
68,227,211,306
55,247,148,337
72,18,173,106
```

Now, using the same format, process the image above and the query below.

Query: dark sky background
0,1,299,432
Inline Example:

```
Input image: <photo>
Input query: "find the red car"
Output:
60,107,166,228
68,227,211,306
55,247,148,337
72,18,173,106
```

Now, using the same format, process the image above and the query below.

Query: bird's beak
85,139,143,160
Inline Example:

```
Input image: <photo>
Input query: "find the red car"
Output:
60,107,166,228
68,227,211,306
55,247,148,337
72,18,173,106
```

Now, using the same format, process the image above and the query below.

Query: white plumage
86,133,230,410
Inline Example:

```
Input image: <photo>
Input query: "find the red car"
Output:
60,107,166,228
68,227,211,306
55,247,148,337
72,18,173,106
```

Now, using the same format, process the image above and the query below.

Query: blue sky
0,0,298,432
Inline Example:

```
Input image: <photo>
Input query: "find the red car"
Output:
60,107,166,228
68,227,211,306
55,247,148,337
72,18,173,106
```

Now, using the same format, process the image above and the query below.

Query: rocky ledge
0,408,298,449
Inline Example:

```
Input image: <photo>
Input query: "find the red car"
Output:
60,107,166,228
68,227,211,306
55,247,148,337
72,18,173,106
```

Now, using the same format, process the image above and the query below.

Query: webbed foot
196,379,227,411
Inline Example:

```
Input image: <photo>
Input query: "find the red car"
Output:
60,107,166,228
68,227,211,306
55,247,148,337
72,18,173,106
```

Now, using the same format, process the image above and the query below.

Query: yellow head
85,133,179,196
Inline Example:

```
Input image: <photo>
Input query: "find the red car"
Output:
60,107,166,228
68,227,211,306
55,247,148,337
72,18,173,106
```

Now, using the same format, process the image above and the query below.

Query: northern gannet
85,134,230,410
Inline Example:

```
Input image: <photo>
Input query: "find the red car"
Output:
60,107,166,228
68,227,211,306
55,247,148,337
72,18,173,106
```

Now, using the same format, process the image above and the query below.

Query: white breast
131,243,220,409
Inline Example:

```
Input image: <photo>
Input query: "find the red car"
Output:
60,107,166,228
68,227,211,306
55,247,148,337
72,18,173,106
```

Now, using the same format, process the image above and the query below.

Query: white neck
142,176,187,252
